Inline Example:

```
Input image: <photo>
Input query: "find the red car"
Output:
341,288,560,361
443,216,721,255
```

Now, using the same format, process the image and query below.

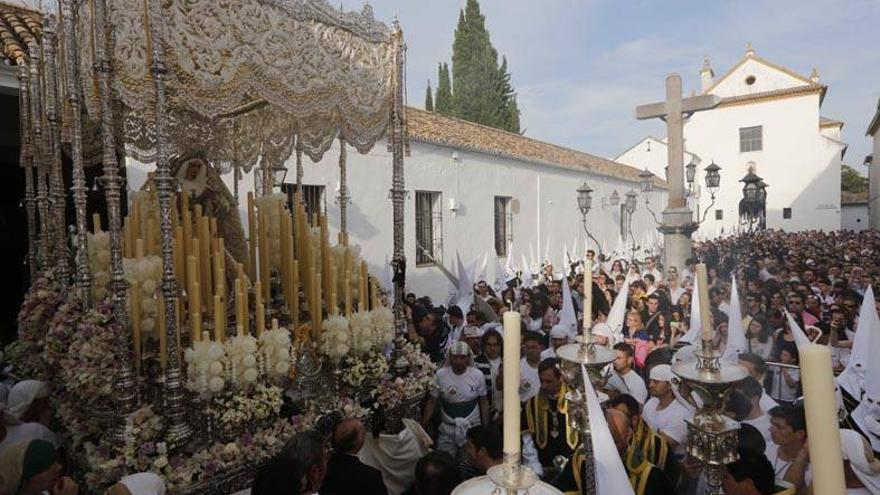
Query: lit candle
583,259,593,336
696,263,713,343
502,310,522,460
800,343,846,494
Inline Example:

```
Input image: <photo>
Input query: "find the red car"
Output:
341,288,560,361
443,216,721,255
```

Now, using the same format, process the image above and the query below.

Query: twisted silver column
60,0,93,305
145,0,193,449
92,0,139,440
18,64,38,281
389,23,406,339
337,137,349,237
26,44,50,273
41,15,70,284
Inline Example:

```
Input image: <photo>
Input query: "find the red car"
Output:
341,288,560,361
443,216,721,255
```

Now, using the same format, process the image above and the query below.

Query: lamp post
272,163,288,192
576,181,602,257
624,189,637,258
739,171,767,233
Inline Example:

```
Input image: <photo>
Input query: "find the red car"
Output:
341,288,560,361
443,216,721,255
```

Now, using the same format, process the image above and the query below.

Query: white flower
274,362,289,375
153,455,169,469
243,368,258,383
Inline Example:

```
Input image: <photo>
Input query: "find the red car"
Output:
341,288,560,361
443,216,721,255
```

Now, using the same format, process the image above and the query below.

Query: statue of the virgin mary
165,156,248,267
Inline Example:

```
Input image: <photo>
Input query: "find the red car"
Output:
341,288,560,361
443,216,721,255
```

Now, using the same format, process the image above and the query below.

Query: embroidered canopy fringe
74,0,397,171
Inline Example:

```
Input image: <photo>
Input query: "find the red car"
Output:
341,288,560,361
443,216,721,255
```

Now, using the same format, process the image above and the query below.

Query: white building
124,108,667,302
841,192,868,231
616,46,847,235
231,108,666,302
867,98,880,230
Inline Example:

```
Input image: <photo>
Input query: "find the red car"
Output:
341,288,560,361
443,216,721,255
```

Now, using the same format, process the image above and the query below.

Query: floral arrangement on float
82,405,318,493
373,340,437,410
5,269,65,378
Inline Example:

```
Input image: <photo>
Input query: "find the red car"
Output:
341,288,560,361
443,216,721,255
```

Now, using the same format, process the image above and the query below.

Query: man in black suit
322,418,388,495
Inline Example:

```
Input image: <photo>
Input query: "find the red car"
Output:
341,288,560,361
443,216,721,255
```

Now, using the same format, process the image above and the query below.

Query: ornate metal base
486,456,538,495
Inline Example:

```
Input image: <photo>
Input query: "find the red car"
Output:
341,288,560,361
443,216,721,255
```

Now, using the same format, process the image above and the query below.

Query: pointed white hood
722,277,747,364
583,364,636,495
838,286,878,399
559,276,578,337
606,275,632,343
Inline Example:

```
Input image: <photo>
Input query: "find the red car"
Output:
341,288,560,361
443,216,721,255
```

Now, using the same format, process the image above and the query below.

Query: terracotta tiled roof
406,107,666,188
841,191,868,205
0,2,42,65
715,85,824,109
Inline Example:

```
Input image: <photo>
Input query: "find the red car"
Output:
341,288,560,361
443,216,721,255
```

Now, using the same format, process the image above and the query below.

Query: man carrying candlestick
521,358,579,480
421,341,489,460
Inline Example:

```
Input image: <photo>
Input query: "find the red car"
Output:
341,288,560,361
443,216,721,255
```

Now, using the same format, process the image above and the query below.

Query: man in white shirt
643,364,691,457
643,256,663,285
519,332,544,402
737,377,773,449
611,342,648,404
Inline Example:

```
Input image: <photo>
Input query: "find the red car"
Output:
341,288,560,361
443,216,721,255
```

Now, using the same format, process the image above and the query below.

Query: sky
341,0,880,174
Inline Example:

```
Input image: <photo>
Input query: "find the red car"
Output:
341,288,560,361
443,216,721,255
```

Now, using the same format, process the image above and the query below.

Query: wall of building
842,204,868,231
683,92,843,234
127,139,667,303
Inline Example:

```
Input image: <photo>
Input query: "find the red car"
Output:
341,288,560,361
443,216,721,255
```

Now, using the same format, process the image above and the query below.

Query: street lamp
624,189,638,257
609,189,620,206
577,182,593,216
576,181,601,256
272,163,288,190
692,160,722,224
638,169,662,224
739,171,766,232
685,160,697,187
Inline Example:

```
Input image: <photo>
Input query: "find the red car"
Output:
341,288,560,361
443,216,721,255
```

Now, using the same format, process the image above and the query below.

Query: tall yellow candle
502,310,522,458
583,259,593,336
800,343,846,494
130,285,142,375
696,263,713,343
135,238,145,260
291,260,300,326
192,282,202,341
234,278,244,329
344,274,352,316
173,297,182,365
359,261,368,312
92,213,101,234
182,206,192,259
254,280,264,329
256,303,265,337
199,218,213,314
146,218,156,256
174,225,185,282
213,294,225,342
123,222,133,258
247,192,257,281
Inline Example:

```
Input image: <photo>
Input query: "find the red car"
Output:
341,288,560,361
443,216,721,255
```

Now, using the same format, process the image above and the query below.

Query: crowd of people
3,229,880,495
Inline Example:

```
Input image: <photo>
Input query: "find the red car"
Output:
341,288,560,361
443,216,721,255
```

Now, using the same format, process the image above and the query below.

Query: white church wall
683,92,842,234
709,58,808,98
126,139,666,304
842,204,868,231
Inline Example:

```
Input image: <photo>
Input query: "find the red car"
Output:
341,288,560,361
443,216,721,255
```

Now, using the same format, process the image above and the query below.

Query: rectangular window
494,196,513,256
416,191,442,265
281,183,326,218
783,207,792,219
739,125,763,152
715,209,723,220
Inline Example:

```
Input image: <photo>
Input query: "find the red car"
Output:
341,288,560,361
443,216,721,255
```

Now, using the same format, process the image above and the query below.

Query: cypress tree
446,0,520,132
425,80,434,111
435,63,453,114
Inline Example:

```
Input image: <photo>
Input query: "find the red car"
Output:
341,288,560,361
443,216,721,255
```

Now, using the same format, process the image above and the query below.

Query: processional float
6,0,429,492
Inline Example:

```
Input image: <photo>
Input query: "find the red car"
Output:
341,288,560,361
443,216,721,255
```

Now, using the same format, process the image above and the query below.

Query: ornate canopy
76,0,398,172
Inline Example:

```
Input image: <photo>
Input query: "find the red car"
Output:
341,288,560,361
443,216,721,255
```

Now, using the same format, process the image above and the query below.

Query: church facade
616,46,847,235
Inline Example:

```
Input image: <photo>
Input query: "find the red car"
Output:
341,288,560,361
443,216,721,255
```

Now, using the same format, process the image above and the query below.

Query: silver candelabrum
556,333,616,495
671,340,747,495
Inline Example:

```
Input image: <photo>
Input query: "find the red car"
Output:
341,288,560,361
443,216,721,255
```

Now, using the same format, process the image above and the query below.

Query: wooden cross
636,74,721,209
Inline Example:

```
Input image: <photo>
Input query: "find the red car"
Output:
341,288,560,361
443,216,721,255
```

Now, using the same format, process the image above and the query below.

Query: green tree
841,164,869,193
425,80,434,111
441,0,520,133
435,63,453,114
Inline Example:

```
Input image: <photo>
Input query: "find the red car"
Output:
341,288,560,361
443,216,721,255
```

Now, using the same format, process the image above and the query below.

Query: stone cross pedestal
635,74,720,271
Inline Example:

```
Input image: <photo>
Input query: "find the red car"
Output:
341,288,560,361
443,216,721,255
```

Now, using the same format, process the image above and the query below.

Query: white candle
800,343,845,494
583,259,593,336
502,310,522,460
696,263,713,343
